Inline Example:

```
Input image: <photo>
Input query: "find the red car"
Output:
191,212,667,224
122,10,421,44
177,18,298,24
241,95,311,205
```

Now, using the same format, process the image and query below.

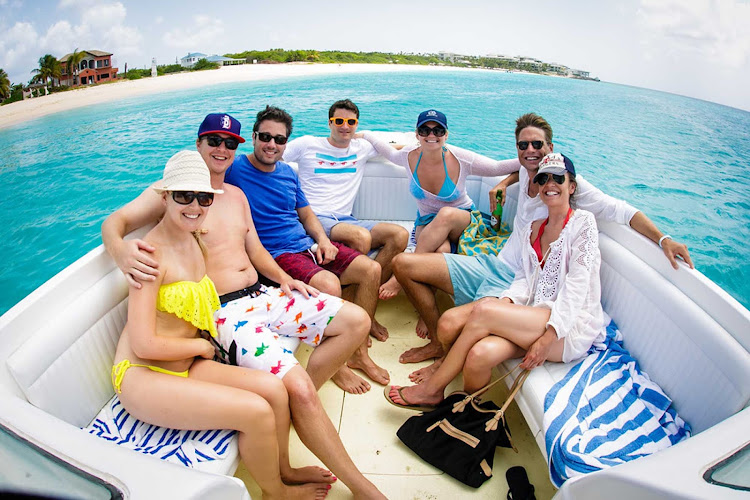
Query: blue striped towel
543,320,691,487
86,396,236,467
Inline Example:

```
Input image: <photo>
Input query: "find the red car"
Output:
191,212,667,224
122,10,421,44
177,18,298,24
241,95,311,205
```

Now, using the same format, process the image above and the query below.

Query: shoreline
0,63,474,131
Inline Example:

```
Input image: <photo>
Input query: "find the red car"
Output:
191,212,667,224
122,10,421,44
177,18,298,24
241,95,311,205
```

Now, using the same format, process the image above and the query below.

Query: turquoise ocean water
1,69,749,315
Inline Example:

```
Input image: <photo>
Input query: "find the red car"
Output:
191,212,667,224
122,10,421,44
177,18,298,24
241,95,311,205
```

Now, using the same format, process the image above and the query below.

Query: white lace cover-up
501,209,607,363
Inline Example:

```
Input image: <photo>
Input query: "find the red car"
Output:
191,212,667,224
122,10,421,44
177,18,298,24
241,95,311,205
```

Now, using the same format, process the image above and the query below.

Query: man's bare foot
388,384,444,408
378,275,402,300
408,357,443,383
282,466,336,485
348,351,390,385
331,366,371,394
399,342,444,364
273,482,330,500
370,319,389,342
415,317,428,339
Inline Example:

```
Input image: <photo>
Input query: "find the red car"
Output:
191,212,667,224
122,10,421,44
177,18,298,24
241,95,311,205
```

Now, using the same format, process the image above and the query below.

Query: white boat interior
1,141,749,499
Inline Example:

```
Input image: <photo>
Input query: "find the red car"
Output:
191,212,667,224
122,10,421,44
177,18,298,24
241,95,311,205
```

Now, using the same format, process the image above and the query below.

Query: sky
1,0,749,111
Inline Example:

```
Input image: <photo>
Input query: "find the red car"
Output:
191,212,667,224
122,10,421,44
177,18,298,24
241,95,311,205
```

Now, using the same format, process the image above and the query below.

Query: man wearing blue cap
102,112,387,499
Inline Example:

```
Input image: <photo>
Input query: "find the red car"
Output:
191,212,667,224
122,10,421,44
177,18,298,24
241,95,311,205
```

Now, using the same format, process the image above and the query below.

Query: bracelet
658,235,672,249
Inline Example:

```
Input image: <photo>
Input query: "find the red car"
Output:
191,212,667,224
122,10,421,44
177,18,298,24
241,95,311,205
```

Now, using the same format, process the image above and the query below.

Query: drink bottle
490,191,503,232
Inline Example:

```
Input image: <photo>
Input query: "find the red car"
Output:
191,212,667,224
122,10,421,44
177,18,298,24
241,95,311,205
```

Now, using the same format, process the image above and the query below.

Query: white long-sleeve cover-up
497,165,639,271
362,131,520,217
501,209,607,363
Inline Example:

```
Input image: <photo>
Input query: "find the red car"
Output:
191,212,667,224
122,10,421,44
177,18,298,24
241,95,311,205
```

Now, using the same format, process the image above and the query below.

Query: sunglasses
533,172,567,186
417,125,447,137
329,117,358,126
517,140,546,151
204,135,239,150
171,191,215,207
255,131,289,145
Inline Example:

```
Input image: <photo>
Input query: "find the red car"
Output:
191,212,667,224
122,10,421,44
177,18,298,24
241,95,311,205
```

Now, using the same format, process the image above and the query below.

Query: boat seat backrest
598,234,750,433
7,269,127,428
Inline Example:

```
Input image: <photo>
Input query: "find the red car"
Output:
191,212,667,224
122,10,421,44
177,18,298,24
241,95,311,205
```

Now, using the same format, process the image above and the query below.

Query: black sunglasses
417,125,447,137
255,131,288,145
533,172,566,186
517,140,546,151
172,191,215,207
204,135,239,150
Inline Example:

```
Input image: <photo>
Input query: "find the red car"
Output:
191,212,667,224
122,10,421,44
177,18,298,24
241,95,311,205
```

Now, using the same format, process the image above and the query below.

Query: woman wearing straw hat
111,150,331,499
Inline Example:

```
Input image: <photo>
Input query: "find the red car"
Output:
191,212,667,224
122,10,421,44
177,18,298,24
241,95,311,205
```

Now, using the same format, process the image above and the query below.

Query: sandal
506,465,535,500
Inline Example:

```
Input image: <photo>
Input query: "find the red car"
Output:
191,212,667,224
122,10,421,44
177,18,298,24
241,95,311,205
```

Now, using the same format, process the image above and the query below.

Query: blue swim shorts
317,213,377,238
444,253,516,306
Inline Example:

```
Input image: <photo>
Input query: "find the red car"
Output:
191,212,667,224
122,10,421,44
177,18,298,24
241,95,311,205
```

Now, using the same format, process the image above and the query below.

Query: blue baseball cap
198,113,245,143
536,153,576,177
416,109,448,129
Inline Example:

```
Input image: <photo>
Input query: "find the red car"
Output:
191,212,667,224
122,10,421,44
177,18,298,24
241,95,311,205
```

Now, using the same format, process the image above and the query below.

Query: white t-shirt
283,135,378,216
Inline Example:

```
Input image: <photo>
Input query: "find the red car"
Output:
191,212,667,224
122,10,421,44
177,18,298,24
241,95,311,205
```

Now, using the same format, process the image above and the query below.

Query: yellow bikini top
156,275,220,338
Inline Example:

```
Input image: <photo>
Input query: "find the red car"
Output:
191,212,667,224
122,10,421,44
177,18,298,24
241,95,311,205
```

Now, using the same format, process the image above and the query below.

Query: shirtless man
391,112,694,386
283,99,410,305
102,113,385,499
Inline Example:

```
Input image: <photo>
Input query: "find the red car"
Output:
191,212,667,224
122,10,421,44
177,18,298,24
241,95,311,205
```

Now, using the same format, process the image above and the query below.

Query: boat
1,136,749,499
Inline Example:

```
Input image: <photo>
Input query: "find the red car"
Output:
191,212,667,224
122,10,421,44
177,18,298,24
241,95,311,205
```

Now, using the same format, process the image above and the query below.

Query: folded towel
86,396,235,467
543,320,691,487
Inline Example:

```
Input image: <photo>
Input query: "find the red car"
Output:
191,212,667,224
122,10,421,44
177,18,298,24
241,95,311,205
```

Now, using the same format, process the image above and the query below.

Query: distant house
59,50,118,86
180,52,208,68
206,55,245,66
570,68,590,79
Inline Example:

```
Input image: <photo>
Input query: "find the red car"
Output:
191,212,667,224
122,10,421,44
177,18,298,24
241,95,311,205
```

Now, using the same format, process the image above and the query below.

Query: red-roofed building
59,50,119,86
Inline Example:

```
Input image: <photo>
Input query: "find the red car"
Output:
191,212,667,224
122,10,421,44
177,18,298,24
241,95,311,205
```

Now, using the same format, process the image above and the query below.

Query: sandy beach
0,63,466,130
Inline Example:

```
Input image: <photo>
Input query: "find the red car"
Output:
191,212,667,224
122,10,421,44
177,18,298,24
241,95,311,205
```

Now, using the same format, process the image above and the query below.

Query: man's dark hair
253,105,293,137
329,99,359,119
515,113,553,143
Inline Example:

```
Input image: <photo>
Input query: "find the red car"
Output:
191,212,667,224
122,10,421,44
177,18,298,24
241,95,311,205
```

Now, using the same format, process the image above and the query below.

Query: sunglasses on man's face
255,131,289,145
204,135,239,150
516,140,546,151
171,191,215,207
329,117,358,127
417,125,447,137
533,173,566,186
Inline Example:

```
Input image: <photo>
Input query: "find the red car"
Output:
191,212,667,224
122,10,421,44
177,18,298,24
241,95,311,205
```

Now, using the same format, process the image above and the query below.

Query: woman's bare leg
462,337,525,392
118,362,329,500
414,207,471,254
389,298,557,407
190,361,333,485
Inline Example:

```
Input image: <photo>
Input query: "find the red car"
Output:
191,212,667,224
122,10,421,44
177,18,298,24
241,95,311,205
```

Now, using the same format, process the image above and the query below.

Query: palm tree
65,49,86,86
0,69,10,100
31,54,62,87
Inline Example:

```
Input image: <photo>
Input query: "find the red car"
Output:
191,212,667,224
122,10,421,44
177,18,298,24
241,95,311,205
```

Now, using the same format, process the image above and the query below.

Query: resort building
206,55,245,66
58,50,118,86
570,68,591,78
180,52,208,67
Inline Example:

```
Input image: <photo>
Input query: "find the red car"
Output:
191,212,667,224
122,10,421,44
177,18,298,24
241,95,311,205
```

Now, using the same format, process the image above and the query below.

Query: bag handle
485,369,530,432
452,366,526,413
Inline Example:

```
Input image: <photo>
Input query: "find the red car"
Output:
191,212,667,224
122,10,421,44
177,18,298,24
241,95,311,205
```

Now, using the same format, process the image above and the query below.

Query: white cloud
0,22,40,76
637,0,750,68
162,15,224,50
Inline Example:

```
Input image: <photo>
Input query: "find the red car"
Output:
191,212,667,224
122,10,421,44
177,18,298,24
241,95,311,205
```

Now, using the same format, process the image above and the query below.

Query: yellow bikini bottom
111,359,189,393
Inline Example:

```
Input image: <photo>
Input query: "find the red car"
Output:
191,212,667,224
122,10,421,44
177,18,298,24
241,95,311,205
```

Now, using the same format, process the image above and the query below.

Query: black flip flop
506,465,535,500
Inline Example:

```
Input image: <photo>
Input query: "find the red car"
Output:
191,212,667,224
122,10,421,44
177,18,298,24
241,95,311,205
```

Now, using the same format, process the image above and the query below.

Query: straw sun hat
153,150,223,194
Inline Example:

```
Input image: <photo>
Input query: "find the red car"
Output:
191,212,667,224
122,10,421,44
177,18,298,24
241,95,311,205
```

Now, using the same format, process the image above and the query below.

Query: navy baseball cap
198,113,245,143
536,153,576,177
416,109,448,129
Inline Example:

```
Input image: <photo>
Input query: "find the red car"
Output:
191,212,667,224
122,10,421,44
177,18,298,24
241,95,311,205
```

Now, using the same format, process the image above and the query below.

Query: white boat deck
235,294,557,499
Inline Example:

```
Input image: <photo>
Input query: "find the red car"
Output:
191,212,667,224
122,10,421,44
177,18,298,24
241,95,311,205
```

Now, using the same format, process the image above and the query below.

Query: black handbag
396,369,530,488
